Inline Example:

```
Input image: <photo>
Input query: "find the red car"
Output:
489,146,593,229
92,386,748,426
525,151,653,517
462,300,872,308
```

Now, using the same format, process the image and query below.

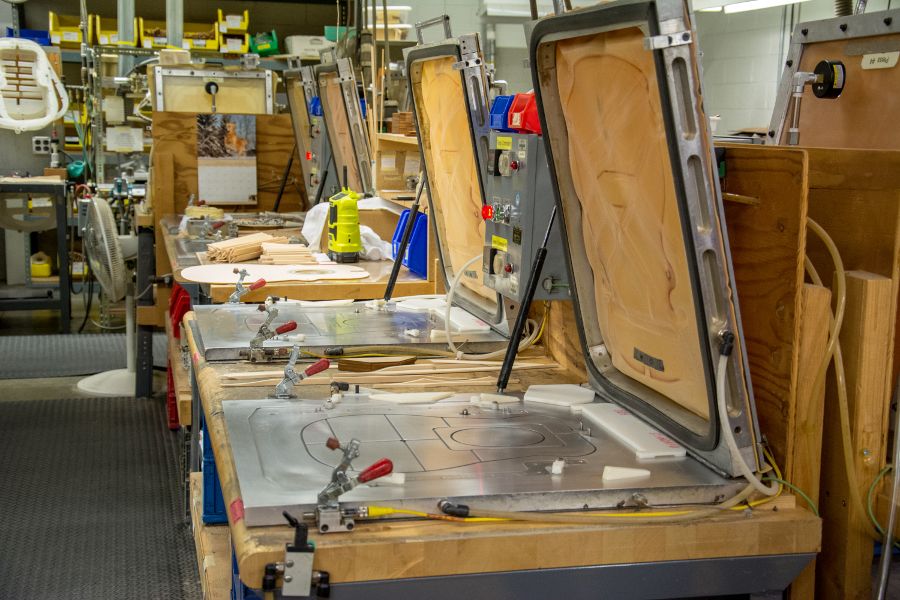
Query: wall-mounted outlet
32,136,51,155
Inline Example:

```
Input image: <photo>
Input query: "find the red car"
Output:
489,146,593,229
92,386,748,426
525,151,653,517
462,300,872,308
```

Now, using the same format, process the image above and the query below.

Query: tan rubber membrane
555,28,709,418
413,56,495,303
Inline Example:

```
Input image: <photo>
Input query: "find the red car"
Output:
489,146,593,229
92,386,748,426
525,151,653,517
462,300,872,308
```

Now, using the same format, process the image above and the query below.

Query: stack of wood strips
390,111,415,135
258,242,316,265
206,232,288,263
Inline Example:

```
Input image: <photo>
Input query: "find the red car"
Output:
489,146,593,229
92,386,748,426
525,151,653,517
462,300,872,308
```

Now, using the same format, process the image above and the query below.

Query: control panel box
482,131,569,302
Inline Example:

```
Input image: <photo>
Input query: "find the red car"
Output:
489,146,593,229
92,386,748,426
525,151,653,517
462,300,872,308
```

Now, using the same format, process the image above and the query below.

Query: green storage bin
249,30,278,56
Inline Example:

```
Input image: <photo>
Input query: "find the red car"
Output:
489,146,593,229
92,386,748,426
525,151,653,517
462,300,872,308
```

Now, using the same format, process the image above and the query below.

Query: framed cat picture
196,113,258,205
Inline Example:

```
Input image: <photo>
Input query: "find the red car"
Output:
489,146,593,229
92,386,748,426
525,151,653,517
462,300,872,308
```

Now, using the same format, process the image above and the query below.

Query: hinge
644,30,692,50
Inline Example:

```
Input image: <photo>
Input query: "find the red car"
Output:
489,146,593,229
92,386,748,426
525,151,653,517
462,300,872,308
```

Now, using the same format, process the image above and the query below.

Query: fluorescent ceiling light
724,0,809,12
698,6,723,11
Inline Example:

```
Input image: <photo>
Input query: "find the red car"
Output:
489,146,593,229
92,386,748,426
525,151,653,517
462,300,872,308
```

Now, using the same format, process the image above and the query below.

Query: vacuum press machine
192,4,773,595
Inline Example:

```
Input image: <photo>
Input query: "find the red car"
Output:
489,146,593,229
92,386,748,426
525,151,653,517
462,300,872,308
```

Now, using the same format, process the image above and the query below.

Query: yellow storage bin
139,18,218,50
217,9,249,34
92,15,139,46
49,12,90,48
218,32,249,54
30,252,51,278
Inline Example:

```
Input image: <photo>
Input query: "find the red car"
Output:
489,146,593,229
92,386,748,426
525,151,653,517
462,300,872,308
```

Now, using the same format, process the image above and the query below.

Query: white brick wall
696,0,892,133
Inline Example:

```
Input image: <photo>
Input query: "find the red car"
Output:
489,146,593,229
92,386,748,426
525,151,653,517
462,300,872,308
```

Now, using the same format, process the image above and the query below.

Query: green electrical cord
764,476,819,517
867,464,900,550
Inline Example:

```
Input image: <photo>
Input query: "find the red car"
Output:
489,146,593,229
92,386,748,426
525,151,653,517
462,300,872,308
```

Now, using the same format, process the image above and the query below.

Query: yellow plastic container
30,252,51,278
139,18,218,50
92,15,139,46
217,9,249,34
218,32,249,54
49,12,90,48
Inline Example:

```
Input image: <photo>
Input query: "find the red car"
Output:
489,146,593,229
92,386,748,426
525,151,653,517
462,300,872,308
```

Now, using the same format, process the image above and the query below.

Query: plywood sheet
180,263,369,284
412,55,494,303
554,28,707,418
151,112,306,212
780,35,900,150
720,145,808,470
319,72,362,191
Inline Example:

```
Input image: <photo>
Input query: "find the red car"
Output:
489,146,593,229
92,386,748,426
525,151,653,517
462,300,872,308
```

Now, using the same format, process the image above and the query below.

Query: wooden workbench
183,311,821,595
158,215,436,304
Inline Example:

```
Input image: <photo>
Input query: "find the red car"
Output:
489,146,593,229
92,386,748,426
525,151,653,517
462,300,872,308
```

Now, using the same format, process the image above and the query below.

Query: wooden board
190,472,232,600
553,28,707,417
410,55,495,304
151,112,306,213
786,283,833,600
803,147,900,384
816,271,893,600
779,35,900,150
721,145,808,472
166,311,193,427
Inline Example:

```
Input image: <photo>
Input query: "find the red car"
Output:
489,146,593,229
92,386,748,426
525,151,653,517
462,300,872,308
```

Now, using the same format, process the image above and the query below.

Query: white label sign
862,51,899,70
62,31,79,42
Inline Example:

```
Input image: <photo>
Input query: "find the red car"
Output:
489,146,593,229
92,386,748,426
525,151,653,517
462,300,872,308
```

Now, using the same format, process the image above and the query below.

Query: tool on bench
228,267,266,303
273,348,330,398
497,205,557,393
197,218,226,241
313,436,393,533
383,175,426,303
326,166,362,263
248,297,298,362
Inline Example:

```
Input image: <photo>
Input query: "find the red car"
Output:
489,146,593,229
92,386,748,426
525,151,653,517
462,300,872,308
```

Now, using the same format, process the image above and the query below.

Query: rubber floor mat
0,395,201,599
0,333,167,378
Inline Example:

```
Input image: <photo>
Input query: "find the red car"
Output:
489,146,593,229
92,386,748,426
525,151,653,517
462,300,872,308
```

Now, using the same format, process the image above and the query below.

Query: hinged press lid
405,33,505,327
314,58,374,195
528,0,762,476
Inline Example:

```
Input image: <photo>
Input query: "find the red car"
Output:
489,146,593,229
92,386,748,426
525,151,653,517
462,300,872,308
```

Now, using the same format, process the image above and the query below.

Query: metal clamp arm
415,15,452,44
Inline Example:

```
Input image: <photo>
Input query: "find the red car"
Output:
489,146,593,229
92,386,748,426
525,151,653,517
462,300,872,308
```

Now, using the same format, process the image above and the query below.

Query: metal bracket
643,31,692,50
283,551,315,597
452,57,483,70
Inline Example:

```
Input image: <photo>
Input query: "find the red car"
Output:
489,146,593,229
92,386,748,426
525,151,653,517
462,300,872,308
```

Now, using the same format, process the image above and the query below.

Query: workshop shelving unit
0,180,71,333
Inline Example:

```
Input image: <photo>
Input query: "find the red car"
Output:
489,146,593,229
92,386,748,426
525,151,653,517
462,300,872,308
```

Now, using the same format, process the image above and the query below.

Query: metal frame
286,553,815,600
282,66,337,204
313,60,375,196
404,36,507,329
767,8,900,145
152,68,275,114
527,0,761,477
0,181,70,333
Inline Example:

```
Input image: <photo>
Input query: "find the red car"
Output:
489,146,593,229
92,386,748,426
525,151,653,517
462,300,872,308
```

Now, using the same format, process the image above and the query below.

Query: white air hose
716,352,779,496
444,254,541,360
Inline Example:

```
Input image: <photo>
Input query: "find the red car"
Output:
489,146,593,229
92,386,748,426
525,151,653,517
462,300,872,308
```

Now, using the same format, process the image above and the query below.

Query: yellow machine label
491,235,508,251
496,136,512,150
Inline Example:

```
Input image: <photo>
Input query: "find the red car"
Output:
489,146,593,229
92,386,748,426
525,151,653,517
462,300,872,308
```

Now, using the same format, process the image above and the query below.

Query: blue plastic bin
391,209,429,279
489,95,516,131
308,96,323,117
6,28,51,46
201,414,228,524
